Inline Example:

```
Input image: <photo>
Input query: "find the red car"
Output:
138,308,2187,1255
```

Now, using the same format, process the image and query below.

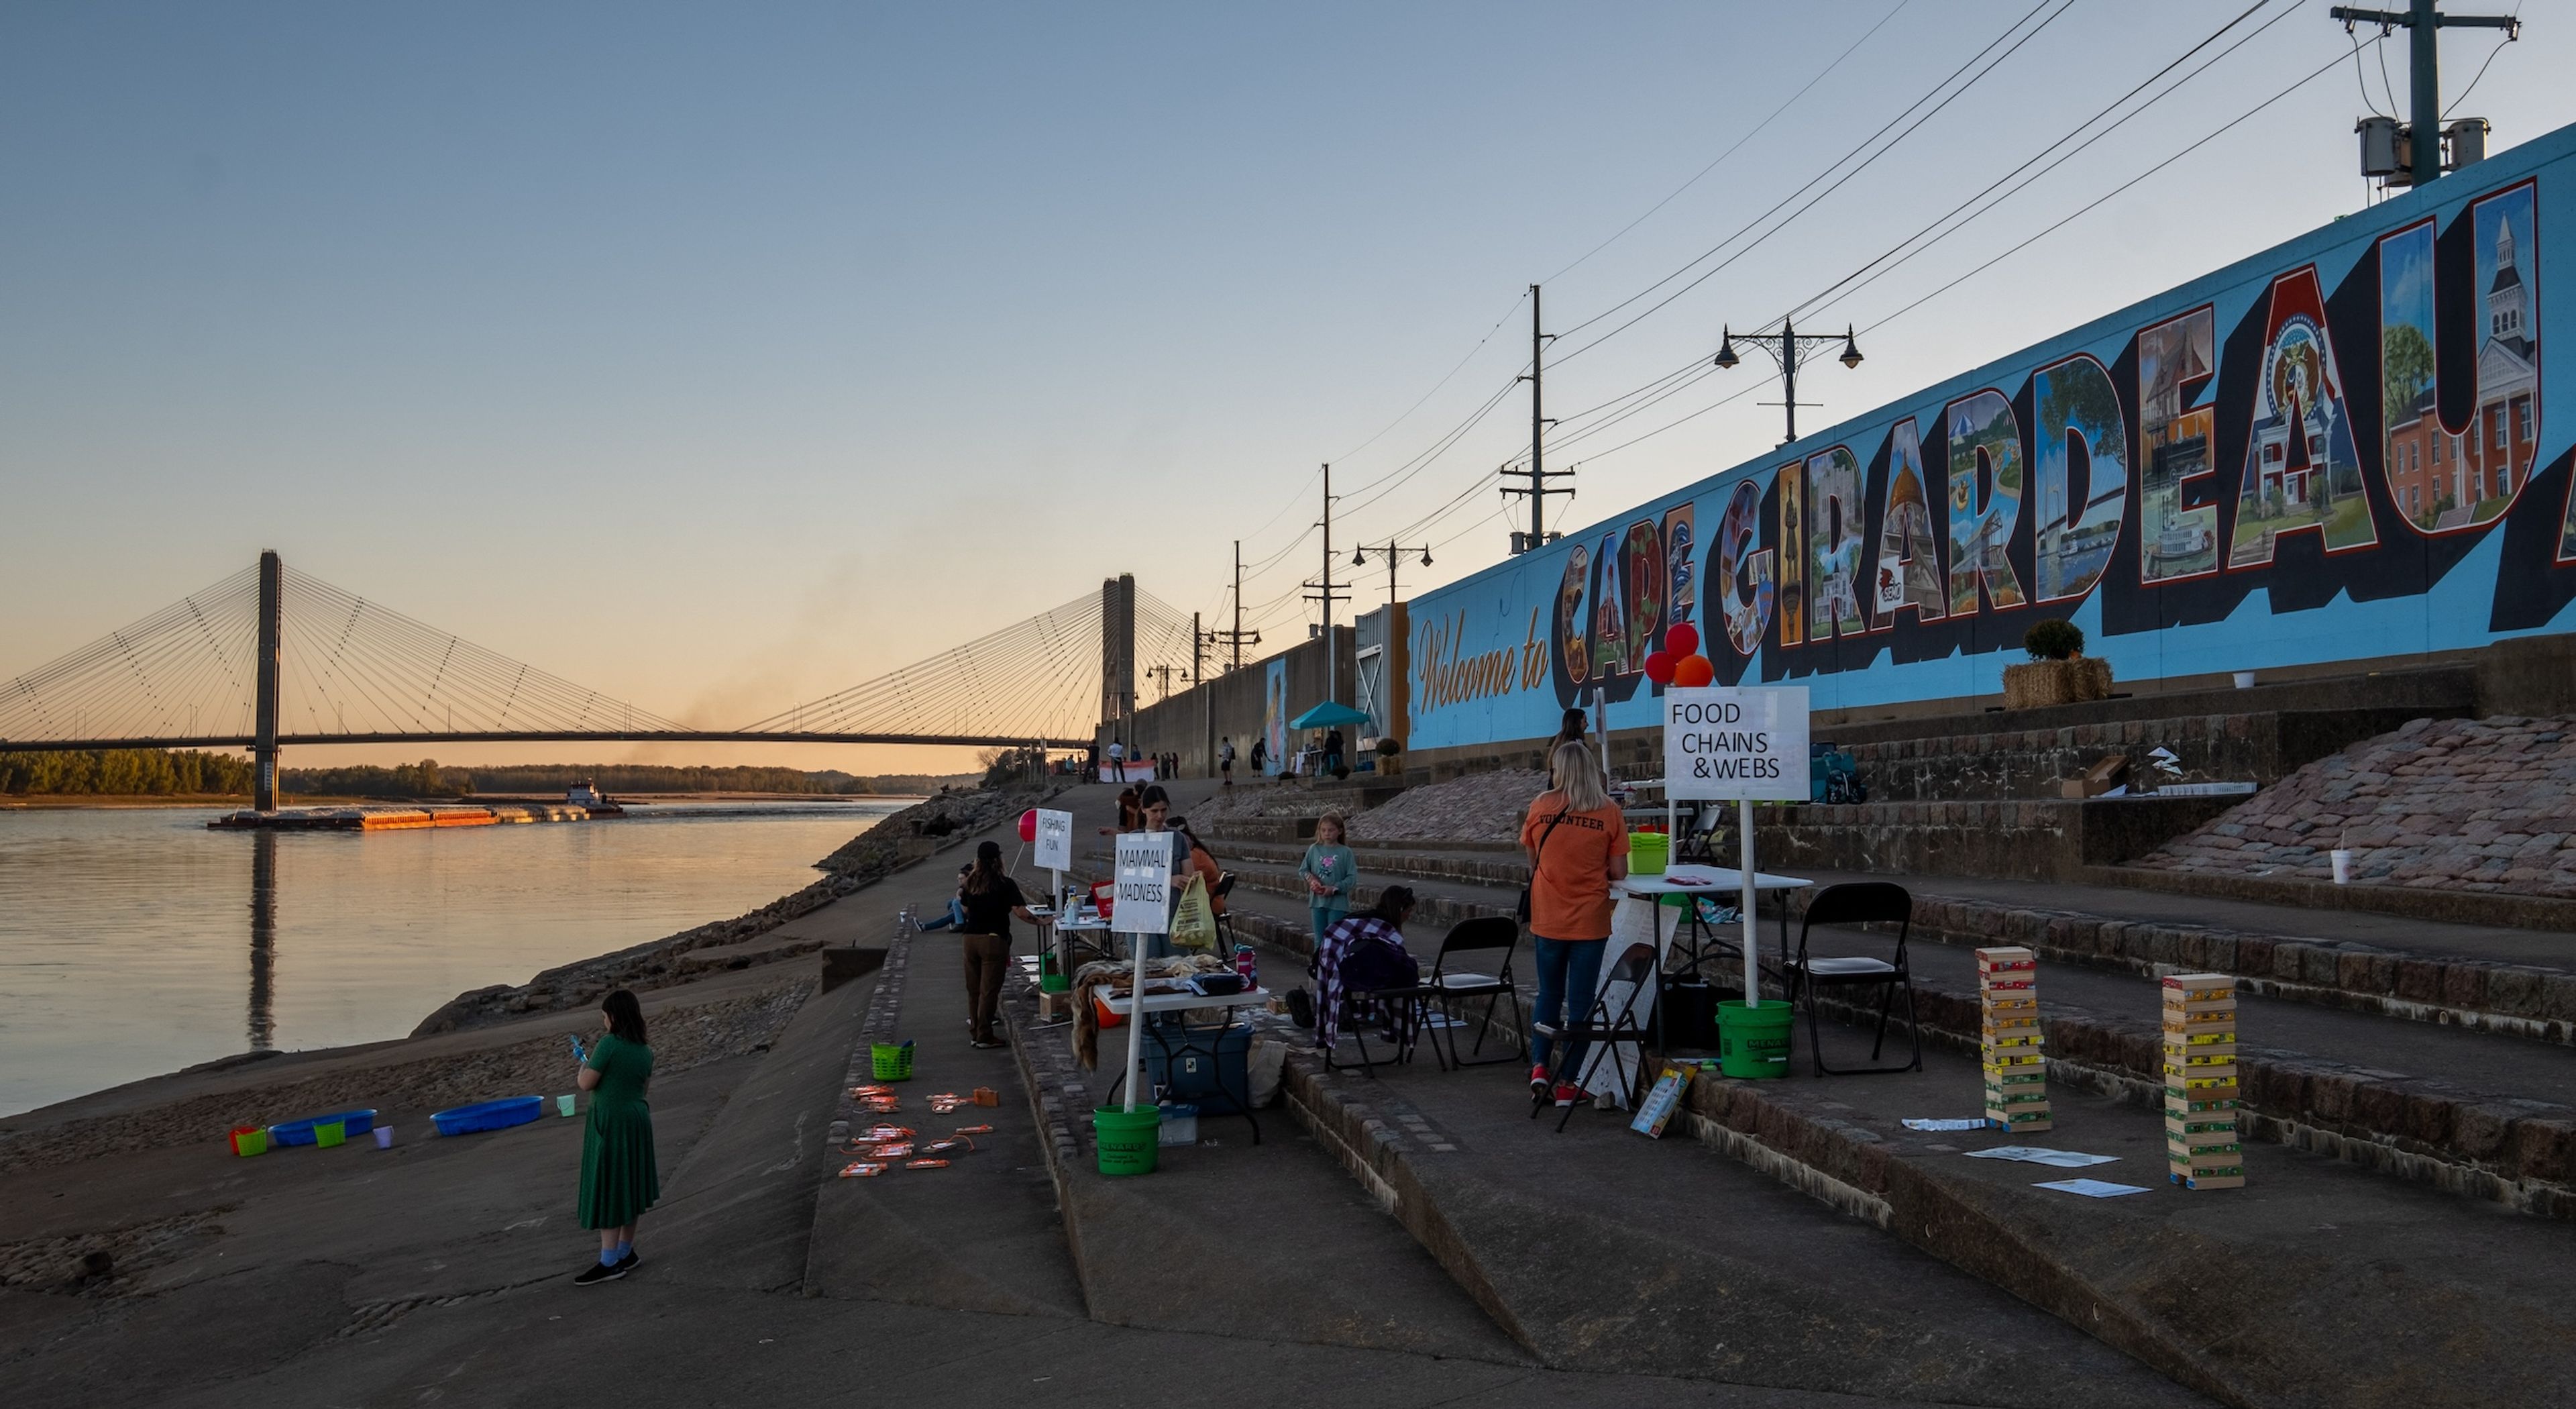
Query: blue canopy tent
1287,702,1372,731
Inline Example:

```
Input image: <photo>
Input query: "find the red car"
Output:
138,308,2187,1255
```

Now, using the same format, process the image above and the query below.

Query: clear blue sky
3,1,2565,772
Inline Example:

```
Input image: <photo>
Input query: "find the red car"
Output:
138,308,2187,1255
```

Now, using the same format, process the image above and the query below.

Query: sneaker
1552,1082,1583,1108
1528,1063,1550,1098
616,1249,640,1272
573,1259,627,1286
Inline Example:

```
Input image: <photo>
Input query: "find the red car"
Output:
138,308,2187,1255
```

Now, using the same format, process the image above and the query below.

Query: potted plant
2002,619,2113,709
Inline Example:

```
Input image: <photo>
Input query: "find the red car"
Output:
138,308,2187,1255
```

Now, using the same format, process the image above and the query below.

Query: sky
3,0,2568,774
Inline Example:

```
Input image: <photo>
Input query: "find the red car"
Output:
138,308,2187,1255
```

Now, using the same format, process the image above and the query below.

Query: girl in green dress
574,989,659,1286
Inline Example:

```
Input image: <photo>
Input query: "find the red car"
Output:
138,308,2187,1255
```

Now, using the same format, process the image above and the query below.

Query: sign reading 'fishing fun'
1407,119,2574,751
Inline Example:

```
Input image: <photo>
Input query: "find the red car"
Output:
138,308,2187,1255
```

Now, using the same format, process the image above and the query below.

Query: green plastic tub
1093,1106,1163,1176
1629,831,1669,875
1716,1000,1793,1079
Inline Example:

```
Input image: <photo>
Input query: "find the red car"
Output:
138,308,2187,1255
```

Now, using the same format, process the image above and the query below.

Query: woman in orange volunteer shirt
1518,739,1627,1105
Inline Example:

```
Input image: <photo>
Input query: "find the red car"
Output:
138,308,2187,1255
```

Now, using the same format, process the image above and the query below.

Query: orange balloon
1672,654,1716,688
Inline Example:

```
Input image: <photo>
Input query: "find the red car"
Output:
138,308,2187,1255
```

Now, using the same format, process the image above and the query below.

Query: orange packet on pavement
902,1159,950,1170
838,1161,888,1178
952,1125,994,1135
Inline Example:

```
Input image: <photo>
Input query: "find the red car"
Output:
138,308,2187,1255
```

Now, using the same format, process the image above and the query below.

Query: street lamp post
1711,316,1864,446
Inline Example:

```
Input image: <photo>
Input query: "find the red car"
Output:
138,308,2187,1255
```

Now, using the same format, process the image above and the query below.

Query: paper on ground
1964,1145,2120,1167
1902,1118,1990,1132
2033,1178,2151,1198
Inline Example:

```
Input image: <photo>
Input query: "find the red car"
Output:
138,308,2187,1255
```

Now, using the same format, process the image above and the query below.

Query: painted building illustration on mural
1403,121,2573,751
1873,417,1945,623
2383,183,2543,535
1945,390,2028,617
2138,309,2220,582
2229,268,2377,567
1805,446,1868,639
2032,356,2128,602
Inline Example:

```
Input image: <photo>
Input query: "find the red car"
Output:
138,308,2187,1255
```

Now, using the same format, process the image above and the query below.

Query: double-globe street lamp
1711,316,1864,446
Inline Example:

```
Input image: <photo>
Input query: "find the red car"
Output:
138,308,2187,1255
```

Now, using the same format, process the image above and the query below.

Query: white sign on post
1032,808,1075,872
1663,686,1809,800
1663,686,1809,1016
1110,831,1174,1113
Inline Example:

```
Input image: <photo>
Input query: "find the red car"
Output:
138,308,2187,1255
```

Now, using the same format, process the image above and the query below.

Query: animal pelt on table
1071,953,1230,1069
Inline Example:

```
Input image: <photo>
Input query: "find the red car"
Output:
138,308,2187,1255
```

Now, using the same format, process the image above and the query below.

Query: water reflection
248,829,276,1051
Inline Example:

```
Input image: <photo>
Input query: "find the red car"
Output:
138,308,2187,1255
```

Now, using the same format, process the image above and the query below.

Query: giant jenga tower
2161,973,2245,1190
1976,946,2051,1133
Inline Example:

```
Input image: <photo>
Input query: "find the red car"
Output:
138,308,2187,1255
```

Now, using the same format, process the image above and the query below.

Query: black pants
961,932,1010,1041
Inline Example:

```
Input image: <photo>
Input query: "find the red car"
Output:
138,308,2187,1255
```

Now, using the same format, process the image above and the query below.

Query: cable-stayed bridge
1,553,1203,808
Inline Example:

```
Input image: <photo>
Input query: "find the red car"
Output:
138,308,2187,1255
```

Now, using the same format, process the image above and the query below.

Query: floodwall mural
1408,123,2563,750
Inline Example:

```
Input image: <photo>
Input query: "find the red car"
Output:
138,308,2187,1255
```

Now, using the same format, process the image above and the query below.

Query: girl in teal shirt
1300,812,1357,947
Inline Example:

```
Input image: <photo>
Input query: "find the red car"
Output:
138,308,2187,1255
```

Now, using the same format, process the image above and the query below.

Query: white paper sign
1662,686,1809,801
1032,808,1075,872
1112,833,1172,936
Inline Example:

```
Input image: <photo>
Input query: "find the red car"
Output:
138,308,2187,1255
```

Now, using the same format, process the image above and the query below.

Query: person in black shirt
956,841,1034,1048
1324,727,1346,775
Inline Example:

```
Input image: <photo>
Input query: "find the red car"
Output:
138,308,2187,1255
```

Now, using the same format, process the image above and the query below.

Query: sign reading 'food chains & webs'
1663,686,1809,800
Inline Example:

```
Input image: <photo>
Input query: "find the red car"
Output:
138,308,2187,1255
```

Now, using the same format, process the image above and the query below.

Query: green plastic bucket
312,1120,346,1148
1629,831,1669,875
1716,1000,1793,1079
1093,1106,1163,1177
871,1042,915,1082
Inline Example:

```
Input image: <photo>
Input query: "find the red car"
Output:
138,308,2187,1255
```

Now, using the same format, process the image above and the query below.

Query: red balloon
1017,808,1038,842
1672,654,1716,688
1643,650,1677,684
1663,622,1700,658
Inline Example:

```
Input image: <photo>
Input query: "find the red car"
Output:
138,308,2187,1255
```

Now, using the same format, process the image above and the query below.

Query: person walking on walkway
1250,735,1267,777
1300,812,1356,947
574,989,660,1284
957,840,1036,1049
1219,736,1236,786
1519,739,1627,1107
1107,739,1127,782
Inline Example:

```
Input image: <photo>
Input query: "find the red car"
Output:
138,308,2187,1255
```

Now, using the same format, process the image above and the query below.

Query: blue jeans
1529,936,1607,1078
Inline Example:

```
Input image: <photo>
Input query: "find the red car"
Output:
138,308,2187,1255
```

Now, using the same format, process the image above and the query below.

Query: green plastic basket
870,1042,915,1082
1629,831,1669,875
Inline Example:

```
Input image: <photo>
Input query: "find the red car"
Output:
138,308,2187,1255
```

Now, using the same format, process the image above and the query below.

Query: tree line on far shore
0,750,976,799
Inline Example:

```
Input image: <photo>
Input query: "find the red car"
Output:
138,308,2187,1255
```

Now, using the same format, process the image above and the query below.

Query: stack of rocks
1977,946,2051,1133
2161,973,2246,1190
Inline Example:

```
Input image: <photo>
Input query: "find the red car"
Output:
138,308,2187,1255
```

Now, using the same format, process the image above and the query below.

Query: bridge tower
1099,574,1134,753
254,550,283,811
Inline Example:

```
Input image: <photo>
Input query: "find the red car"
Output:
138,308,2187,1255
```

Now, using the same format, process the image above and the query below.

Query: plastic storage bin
268,1109,377,1147
430,1096,546,1137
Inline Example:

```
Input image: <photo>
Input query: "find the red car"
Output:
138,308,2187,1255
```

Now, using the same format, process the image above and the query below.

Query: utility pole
1190,611,1203,685
1501,284,1572,554
1303,464,1350,704
1711,317,1865,446
1206,539,1263,674
2333,2,2520,189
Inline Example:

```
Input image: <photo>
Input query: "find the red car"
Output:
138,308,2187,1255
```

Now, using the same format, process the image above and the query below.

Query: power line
1544,0,2076,364
1538,0,1913,286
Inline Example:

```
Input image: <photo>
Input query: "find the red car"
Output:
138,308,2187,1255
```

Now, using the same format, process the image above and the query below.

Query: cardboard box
2058,755,2130,798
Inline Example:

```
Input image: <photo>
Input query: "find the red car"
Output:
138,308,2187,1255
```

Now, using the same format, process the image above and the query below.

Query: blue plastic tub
268,1109,378,1147
430,1096,545,1137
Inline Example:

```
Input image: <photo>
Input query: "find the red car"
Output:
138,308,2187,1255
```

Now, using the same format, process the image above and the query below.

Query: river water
0,800,903,1118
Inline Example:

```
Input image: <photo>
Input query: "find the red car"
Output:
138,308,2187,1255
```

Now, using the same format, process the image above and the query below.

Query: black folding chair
1324,934,1425,1079
1782,882,1922,1076
1673,804,1726,866
1405,915,1525,1069
1528,941,1658,1131
1211,874,1240,949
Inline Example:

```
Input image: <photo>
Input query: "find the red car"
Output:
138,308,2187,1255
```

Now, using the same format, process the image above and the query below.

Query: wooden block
1988,1109,2055,1129
1037,989,1077,1022
2164,1092,2241,1114
2165,1129,2242,1152
2163,1115,2241,1138
2169,1171,2246,1190
2161,972,2234,994
1984,1033,2045,1050
2169,1145,2245,1171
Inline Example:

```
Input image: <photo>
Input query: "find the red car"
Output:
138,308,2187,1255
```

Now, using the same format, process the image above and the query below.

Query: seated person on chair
1311,886,1421,1051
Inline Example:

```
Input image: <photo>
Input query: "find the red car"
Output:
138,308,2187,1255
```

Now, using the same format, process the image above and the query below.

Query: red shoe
1552,1082,1584,1108
1528,1063,1550,1098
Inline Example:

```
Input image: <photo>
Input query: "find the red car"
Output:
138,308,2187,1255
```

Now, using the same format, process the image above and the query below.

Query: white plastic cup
2330,849,2353,885
2233,671,2257,688
373,1125,394,1149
